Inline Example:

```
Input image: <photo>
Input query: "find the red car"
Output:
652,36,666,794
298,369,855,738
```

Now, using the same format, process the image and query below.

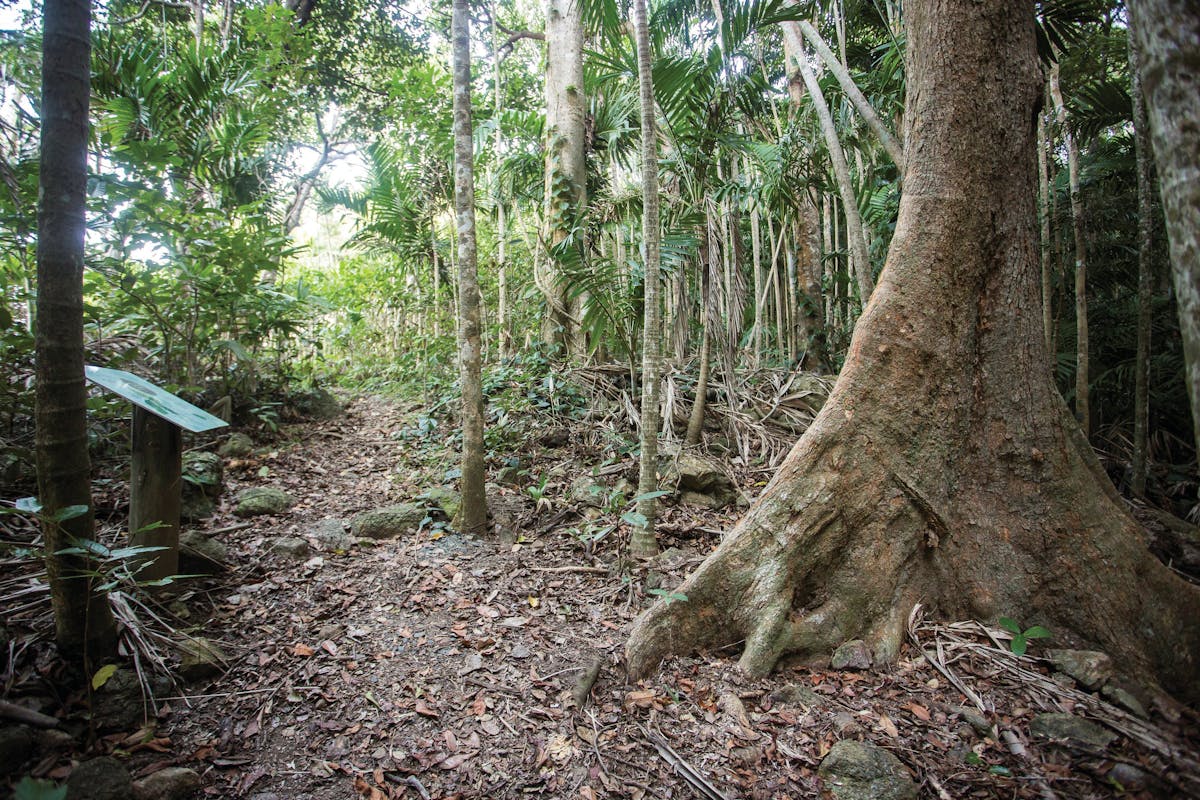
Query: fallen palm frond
570,363,832,469
908,606,1200,796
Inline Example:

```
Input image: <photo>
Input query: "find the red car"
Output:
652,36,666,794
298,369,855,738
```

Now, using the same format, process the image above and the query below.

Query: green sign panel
85,366,228,433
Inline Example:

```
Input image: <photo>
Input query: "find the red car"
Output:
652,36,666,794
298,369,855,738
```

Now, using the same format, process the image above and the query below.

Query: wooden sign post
85,366,227,582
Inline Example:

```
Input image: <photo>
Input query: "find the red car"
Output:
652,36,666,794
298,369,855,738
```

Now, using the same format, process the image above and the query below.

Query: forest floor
4,391,1200,800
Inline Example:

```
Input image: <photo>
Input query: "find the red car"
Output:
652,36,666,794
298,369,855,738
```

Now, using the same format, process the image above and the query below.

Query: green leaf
14,776,67,800
1010,635,1029,656
16,497,42,513
621,511,649,529
53,505,89,522
92,663,118,690
1023,626,1052,640
997,616,1021,634
989,765,1012,776
632,490,670,502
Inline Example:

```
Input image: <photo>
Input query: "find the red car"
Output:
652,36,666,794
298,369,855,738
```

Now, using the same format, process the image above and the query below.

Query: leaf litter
2,392,1198,799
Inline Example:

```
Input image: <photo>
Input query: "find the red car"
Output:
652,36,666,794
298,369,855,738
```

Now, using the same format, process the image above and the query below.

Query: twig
638,723,731,800
0,699,59,728
532,565,609,575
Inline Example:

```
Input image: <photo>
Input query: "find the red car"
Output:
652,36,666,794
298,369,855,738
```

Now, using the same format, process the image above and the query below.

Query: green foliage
13,777,67,800
998,617,1052,656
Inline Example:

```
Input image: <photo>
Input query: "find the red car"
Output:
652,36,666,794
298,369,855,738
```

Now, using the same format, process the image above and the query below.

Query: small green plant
998,616,1051,656
647,588,688,605
14,777,67,800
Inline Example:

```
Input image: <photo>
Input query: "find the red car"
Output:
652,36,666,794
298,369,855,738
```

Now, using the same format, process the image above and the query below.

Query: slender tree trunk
1129,1,1200,464
796,20,904,167
542,0,586,356
785,25,875,304
1050,65,1090,436
36,0,117,662
630,0,661,559
1038,114,1054,363
451,0,487,534
491,3,512,360
627,0,1200,701
1130,31,1156,499
686,325,710,445
751,203,763,368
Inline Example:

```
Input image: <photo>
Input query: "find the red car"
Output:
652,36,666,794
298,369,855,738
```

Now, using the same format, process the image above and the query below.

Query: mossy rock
179,530,226,574
425,487,462,523
818,740,917,800
66,756,134,800
292,387,342,419
233,487,295,517
218,432,254,458
350,503,427,539
181,451,223,522
178,637,227,682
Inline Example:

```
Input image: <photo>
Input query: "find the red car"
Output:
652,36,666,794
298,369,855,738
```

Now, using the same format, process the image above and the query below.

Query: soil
3,393,1199,799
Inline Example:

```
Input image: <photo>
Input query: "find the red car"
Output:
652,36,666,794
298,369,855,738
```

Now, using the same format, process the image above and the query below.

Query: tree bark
36,0,118,661
630,0,661,560
542,0,586,356
1129,30,1155,499
451,0,487,534
1128,0,1200,464
626,0,1200,701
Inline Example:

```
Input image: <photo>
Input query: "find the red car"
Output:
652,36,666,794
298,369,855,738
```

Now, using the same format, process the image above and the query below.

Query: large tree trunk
626,0,1200,700
542,0,585,356
451,0,487,534
1129,1,1200,464
37,0,118,662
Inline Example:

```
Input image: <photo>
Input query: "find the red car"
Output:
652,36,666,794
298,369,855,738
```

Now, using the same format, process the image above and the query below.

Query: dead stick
0,699,59,728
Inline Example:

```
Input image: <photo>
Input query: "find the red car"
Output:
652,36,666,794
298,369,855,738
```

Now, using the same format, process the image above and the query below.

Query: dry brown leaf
292,643,315,656
878,713,900,738
907,702,931,721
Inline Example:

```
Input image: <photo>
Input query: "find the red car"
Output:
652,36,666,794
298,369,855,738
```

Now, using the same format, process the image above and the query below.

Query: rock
132,767,201,800
831,639,873,670
679,490,725,509
1045,649,1112,690
307,518,351,552
269,537,310,560
66,756,134,800
767,683,823,709
958,707,993,737
38,728,75,751
425,487,462,522
1107,763,1151,792
1101,684,1148,718
292,387,341,419
178,530,226,574
233,487,295,517
0,724,33,775
538,428,570,448
818,740,917,800
495,464,526,487
569,477,609,507
659,451,737,508
178,638,227,682
217,432,254,458
180,452,223,522
350,503,426,539
93,668,150,730
1030,713,1117,748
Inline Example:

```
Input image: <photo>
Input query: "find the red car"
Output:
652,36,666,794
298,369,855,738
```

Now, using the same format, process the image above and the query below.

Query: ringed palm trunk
1129,31,1155,499
630,0,661,560
451,0,487,534
37,0,117,662
627,0,1200,701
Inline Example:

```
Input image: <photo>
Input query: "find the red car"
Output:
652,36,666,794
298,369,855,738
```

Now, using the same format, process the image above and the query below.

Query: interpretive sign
86,365,228,581
85,365,227,433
